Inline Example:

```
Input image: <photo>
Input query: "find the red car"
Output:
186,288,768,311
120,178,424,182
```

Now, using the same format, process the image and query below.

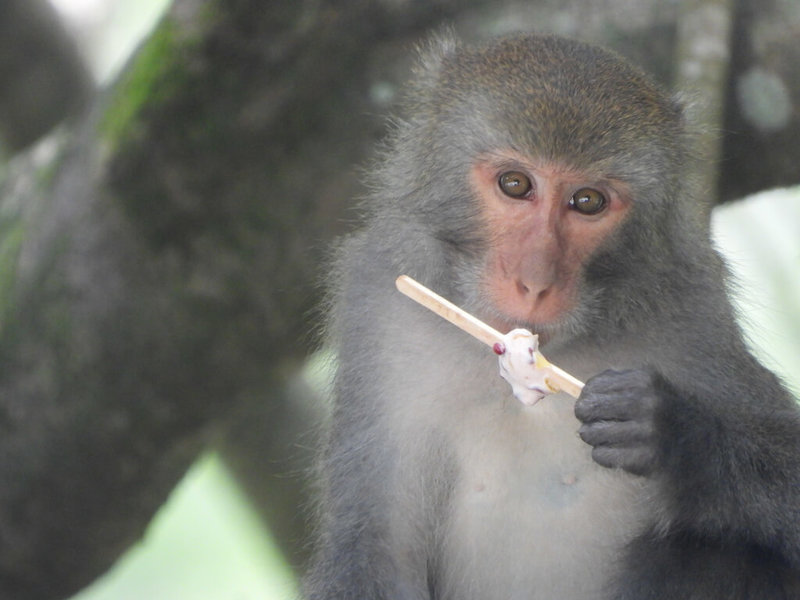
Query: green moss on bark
100,18,195,150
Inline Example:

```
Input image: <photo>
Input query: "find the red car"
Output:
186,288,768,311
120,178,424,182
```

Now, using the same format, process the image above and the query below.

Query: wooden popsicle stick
533,352,585,399
395,274,585,398
395,275,504,348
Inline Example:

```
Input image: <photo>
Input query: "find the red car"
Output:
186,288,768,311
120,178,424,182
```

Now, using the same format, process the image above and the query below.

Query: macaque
304,33,800,599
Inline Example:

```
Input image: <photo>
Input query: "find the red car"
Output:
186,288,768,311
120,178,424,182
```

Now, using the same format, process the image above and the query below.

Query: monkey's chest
439,396,649,600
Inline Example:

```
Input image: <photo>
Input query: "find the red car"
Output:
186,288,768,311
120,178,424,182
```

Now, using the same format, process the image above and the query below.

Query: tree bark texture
0,0,92,153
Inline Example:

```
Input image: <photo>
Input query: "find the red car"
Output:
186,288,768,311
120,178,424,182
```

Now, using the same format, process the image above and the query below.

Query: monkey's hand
574,369,660,476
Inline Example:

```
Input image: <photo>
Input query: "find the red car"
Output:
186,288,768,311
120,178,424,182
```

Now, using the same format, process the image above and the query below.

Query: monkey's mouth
487,300,570,343
464,276,583,346
486,306,591,349
486,314,553,346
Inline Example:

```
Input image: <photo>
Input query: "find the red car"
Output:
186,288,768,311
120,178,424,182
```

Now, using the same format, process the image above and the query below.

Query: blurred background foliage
713,186,800,392
69,452,298,599
0,0,797,598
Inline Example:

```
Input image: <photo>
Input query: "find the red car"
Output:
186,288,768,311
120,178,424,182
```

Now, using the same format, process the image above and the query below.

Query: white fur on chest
440,391,648,600
381,328,650,600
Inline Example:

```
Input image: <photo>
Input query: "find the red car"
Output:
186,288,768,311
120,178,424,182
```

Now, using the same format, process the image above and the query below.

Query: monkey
303,33,800,599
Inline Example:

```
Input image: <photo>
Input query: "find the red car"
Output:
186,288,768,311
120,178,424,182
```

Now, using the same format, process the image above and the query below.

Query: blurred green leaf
712,186,800,393
69,453,298,600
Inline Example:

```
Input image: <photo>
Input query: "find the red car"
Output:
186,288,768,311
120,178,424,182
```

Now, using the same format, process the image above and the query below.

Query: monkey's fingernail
493,342,506,355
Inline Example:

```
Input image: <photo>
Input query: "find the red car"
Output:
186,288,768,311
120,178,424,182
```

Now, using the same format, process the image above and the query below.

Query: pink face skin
471,151,632,334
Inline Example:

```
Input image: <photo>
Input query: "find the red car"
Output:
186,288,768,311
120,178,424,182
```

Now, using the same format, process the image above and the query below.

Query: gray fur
304,34,800,599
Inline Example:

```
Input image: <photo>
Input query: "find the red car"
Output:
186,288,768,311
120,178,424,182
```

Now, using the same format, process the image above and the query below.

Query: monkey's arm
576,363,800,567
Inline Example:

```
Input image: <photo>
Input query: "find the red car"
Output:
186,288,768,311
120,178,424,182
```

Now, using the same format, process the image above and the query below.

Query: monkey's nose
516,279,552,303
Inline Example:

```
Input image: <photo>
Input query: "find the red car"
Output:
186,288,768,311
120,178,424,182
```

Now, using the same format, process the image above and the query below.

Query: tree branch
675,0,735,210
0,0,92,153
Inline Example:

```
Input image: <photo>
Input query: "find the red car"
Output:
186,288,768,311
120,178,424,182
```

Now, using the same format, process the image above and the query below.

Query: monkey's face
470,150,631,337
390,34,697,344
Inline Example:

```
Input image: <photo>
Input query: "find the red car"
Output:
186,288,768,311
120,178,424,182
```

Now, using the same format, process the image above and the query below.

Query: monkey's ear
670,92,704,131
411,28,461,94
670,91,707,158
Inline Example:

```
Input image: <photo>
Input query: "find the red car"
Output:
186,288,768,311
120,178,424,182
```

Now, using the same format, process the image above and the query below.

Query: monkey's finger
576,392,657,423
575,392,619,422
585,369,654,396
590,444,656,476
578,420,655,447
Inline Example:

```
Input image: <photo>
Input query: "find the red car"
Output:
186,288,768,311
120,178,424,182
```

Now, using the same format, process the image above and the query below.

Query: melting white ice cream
496,328,556,406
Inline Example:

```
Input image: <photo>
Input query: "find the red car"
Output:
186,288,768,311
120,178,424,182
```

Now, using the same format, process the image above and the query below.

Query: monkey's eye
498,171,532,198
569,188,607,215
